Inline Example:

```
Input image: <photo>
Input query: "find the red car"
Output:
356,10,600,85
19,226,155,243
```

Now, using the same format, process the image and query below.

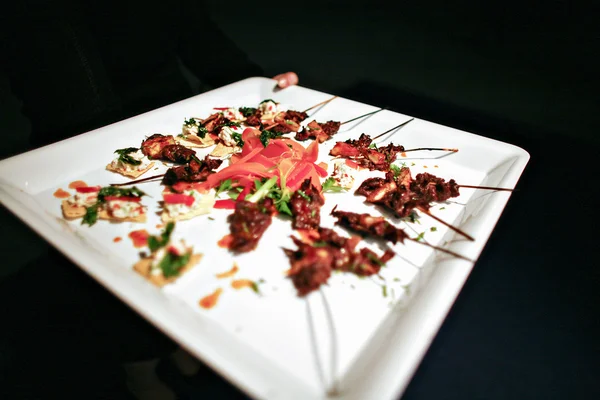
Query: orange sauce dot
199,288,223,309
231,279,255,290
216,263,239,279
68,180,87,189
128,229,149,248
155,224,164,229
423,165,428,168
400,152,407,158
218,234,233,249
113,237,122,243
53,188,70,199
434,165,439,168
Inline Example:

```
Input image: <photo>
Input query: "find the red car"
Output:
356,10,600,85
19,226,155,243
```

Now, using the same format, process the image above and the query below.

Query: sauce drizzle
53,188,70,199
231,279,255,290
113,237,122,243
199,288,223,309
128,229,149,248
68,180,88,189
216,263,239,279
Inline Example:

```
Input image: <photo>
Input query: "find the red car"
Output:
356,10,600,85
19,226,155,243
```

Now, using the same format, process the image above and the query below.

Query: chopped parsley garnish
259,99,277,105
158,251,191,278
284,120,294,125
414,232,426,241
221,120,242,128
231,132,244,147
321,177,345,193
368,143,378,149
197,126,209,139
260,129,283,147
183,118,197,127
439,207,446,210
382,285,388,298
430,227,437,232
297,190,311,201
82,186,146,226
390,164,402,177
148,222,175,252
115,147,142,166
239,107,257,117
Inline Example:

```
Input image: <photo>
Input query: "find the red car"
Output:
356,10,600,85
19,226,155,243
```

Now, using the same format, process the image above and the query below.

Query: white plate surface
0,77,529,400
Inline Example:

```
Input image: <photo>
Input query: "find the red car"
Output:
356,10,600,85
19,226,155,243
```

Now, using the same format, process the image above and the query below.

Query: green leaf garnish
216,179,233,196
81,186,146,226
184,118,197,127
159,251,191,278
148,222,175,252
114,147,142,166
322,177,345,193
239,107,257,117
390,164,402,177
414,232,426,241
259,99,277,105
231,132,244,147
260,129,283,147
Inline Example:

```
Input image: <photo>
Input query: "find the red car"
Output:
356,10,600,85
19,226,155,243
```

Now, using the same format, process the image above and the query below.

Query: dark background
1,0,598,398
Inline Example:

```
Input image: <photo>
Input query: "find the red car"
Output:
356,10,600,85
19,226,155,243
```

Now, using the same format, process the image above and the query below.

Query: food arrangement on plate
58,95,512,295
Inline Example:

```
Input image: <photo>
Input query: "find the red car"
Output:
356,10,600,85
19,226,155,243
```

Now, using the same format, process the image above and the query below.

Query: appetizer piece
226,198,276,253
210,123,244,158
141,134,176,159
133,222,202,287
61,185,101,220
284,227,395,296
330,160,356,189
161,184,216,222
257,99,281,121
161,156,223,186
106,147,155,178
61,185,147,226
177,118,215,148
289,178,324,230
330,133,404,172
295,120,341,142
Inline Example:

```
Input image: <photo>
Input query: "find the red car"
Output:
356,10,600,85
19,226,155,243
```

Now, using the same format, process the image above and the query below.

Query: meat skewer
293,108,384,143
355,168,475,241
330,207,472,261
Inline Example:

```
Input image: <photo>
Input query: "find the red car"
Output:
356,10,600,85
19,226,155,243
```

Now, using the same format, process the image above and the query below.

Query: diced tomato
104,196,142,203
75,186,101,193
163,193,195,206
214,199,236,209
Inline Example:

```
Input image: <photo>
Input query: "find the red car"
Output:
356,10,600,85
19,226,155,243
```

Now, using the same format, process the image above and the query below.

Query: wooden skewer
303,95,338,113
340,108,384,126
409,238,473,262
458,185,514,192
372,118,414,140
417,206,475,241
110,174,164,187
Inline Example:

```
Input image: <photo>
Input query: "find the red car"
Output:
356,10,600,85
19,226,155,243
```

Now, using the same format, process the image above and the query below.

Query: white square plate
0,77,529,399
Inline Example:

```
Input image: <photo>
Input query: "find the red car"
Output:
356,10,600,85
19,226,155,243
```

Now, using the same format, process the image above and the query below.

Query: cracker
105,161,156,179
176,134,215,148
210,142,240,158
61,200,87,220
133,253,202,287
98,209,147,223
161,193,216,222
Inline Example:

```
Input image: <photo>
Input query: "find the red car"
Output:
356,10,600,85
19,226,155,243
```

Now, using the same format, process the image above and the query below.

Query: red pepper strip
231,146,263,165
214,199,236,209
213,107,230,110
104,196,142,203
313,163,328,177
237,183,252,201
75,186,101,193
260,141,291,159
202,162,274,190
286,162,314,191
163,193,195,206
247,154,278,169
302,140,319,163
345,159,360,169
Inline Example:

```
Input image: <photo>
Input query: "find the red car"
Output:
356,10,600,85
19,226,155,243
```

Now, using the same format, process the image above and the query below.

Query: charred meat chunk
227,199,275,253
290,179,324,230
141,134,176,159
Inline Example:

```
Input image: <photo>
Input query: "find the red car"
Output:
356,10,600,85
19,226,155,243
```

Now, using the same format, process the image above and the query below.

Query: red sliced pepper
75,186,101,193
163,193,195,206
214,199,236,209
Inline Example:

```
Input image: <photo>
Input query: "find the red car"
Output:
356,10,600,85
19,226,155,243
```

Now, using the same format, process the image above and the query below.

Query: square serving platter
0,77,529,399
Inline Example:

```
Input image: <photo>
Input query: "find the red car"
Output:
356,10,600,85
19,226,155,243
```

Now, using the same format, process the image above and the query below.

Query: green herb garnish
184,118,197,127
430,227,437,232
390,164,402,177
148,222,176,252
158,251,191,278
114,147,142,166
285,120,294,125
322,177,345,193
414,232,426,241
260,129,283,147
239,107,257,117
259,99,277,105
216,179,233,196
297,190,311,201
312,241,328,248
196,126,209,139
231,132,244,147
81,186,146,226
